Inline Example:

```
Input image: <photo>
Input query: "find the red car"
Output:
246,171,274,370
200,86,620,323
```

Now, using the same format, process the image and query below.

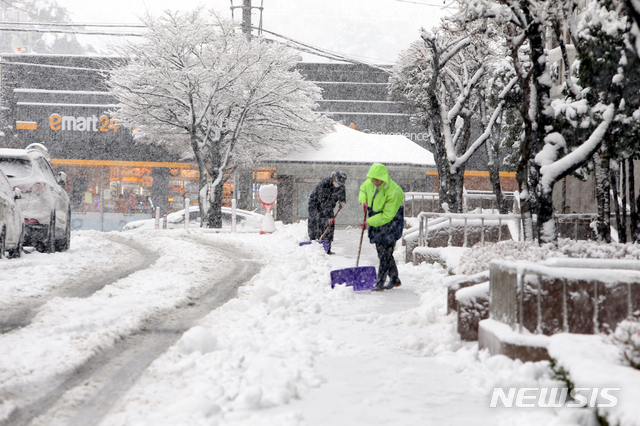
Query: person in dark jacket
308,171,347,254
358,163,404,291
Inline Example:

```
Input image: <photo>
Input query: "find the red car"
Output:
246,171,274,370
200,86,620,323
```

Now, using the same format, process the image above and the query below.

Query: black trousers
375,241,400,289
308,215,334,243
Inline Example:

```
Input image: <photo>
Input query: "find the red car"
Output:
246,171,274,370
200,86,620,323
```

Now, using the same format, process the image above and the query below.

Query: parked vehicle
122,206,264,232
0,144,70,253
0,170,25,258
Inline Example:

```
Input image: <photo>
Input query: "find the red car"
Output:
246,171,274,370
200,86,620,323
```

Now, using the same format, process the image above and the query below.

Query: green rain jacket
358,163,405,243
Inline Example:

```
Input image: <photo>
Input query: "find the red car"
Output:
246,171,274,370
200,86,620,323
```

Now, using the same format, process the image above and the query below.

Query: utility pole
242,0,252,39
230,0,263,40
229,0,264,210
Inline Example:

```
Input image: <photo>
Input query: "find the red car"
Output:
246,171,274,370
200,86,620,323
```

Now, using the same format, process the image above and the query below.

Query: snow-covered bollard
231,198,237,233
259,184,277,234
184,198,190,230
155,206,160,230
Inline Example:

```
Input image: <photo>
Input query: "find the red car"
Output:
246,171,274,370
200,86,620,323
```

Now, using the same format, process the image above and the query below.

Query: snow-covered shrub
456,240,548,275
456,238,640,275
609,318,640,370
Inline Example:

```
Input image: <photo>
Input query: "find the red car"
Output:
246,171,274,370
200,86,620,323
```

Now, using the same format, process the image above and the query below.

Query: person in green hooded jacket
358,163,405,291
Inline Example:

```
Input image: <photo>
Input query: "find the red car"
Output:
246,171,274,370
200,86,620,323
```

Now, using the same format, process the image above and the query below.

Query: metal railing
404,190,515,215
416,211,522,247
410,211,603,248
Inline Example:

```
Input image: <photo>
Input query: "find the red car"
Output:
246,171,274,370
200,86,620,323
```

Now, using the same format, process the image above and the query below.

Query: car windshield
0,158,32,178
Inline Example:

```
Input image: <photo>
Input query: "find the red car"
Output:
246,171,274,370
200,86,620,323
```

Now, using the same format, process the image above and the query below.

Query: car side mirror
13,187,22,199
57,171,67,185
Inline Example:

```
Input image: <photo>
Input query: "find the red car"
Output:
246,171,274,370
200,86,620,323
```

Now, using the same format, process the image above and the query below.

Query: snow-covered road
0,223,576,426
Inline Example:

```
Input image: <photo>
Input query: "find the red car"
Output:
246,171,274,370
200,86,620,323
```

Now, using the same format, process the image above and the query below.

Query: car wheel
7,224,24,259
56,209,71,252
0,226,6,259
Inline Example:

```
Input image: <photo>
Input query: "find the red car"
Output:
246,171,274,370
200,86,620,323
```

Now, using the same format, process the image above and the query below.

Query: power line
0,25,142,37
257,27,393,71
394,0,456,9
0,60,112,73
0,19,394,70
0,20,146,29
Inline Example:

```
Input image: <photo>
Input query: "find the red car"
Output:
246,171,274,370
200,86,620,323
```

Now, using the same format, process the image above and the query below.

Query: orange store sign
49,114,120,132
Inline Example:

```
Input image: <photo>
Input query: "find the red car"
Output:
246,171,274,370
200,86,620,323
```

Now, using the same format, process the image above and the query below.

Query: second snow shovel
299,205,342,253
330,204,377,291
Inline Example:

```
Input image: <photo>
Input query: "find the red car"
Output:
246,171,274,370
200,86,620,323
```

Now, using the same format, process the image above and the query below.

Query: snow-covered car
121,205,264,232
0,144,71,253
0,170,25,258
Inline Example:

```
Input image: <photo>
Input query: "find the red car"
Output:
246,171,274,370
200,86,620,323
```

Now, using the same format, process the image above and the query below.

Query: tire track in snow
0,236,159,334
3,234,259,426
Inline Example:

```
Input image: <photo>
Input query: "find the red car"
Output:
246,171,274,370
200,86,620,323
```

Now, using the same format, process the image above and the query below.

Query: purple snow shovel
299,205,342,253
330,205,377,291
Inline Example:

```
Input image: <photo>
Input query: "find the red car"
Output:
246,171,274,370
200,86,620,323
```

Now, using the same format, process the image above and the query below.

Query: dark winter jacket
308,176,346,219
307,176,346,242
358,163,404,244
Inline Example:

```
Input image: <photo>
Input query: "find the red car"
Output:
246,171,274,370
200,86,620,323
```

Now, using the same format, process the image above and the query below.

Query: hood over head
366,163,390,184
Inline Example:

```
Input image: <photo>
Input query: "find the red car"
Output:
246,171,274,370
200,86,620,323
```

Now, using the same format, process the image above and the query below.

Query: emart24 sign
16,113,120,133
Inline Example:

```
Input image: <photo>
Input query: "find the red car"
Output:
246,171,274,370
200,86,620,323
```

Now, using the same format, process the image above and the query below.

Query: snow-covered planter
411,246,468,274
489,259,640,336
443,270,490,313
455,281,490,341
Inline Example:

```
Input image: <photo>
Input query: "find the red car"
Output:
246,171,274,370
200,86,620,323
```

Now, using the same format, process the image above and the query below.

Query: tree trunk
528,16,554,245
593,153,605,242
430,124,450,213
516,132,535,241
620,160,628,243
630,160,639,242
450,166,466,213
207,183,224,228
486,114,508,214
487,144,507,214
537,186,557,246
593,150,612,243
610,161,622,243
449,112,473,214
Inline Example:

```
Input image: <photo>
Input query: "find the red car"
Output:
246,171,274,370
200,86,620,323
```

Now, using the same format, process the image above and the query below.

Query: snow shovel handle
319,204,343,241
356,204,366,267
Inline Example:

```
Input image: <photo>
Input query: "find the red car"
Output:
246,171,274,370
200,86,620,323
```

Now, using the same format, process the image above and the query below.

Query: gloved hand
361,201,367,210
330,220,335,225
339,201,346,209
360,221,368,230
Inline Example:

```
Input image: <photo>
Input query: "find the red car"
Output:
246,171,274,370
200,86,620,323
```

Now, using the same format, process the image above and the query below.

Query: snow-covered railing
554,213,597,240
416,211,522,247
404,192,439,216
489,258,640,336
404,190,515,216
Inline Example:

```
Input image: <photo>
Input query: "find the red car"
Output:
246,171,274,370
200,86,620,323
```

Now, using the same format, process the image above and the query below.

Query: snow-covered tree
390,19,516,213
452,0,632,246
552,0,640,244
483,59,522,214
108,9,333,227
